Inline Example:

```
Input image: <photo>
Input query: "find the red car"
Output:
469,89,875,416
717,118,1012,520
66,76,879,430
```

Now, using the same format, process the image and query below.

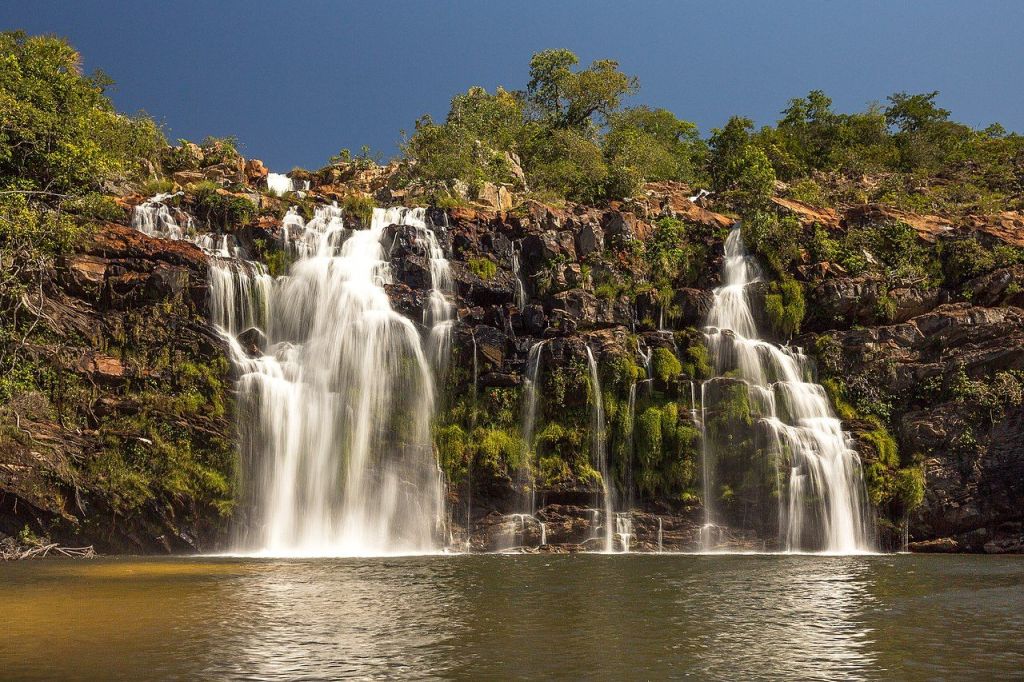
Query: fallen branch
0,542,95,560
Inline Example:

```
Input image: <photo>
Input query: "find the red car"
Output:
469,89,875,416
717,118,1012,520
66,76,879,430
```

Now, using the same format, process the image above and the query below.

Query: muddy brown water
2,554,1021,680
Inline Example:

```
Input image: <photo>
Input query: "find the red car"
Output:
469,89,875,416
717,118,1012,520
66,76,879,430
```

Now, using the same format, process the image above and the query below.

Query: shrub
191,182,256,229
0,31,166,192
342,193,375,226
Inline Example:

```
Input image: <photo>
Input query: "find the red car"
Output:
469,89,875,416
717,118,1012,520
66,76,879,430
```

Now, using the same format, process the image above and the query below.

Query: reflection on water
2,555,1021,680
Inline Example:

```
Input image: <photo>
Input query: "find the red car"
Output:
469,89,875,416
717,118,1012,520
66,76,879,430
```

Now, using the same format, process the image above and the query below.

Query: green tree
603,106,706,196
0,31,165,193
525,49,638,130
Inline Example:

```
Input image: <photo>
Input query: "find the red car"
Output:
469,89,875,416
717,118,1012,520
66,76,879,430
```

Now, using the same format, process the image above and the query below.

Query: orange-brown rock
771,196,841,229
245,158,268,185
77,352,126,379
640,181,733,230
843,204,954,242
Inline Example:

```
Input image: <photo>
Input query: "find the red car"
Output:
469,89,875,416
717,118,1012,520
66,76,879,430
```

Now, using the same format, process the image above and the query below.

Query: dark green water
2,554,1021,680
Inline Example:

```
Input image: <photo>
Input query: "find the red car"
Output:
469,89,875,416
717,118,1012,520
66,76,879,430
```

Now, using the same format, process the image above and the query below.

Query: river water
2,555,1021,680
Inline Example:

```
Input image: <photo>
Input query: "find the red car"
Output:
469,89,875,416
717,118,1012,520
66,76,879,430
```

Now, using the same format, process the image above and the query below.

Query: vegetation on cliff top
401,49,1022,216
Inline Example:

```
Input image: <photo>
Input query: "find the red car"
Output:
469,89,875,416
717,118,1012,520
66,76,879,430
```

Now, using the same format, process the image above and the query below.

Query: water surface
3,554,1021,680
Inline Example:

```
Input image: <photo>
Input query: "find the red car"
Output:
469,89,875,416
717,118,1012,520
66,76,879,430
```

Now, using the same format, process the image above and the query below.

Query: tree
708,117,775,213
0,31,164,192
447,86,524,151
884,91,950,133
604,106,705,189
525,49,638,130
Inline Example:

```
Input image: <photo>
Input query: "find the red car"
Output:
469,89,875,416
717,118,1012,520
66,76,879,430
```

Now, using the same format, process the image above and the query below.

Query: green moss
764,276,806,338
467,257,498,281
681,341,712,380
435,423,469,484
651,347,682,386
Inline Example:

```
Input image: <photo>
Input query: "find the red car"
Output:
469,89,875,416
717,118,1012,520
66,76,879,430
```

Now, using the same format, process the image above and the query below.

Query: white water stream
702,226,873,553
209,206,447,556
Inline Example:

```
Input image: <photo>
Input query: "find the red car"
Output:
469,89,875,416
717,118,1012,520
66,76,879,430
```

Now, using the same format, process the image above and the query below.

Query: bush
191,182,256,229
342,193,375,226
651,347,682,386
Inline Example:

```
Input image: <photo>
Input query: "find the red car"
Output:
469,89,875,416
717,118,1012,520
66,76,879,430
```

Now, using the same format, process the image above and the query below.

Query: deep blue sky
3,1,1021,171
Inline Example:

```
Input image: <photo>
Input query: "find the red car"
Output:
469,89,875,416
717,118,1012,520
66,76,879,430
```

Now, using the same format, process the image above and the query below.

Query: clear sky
2,1,1021,171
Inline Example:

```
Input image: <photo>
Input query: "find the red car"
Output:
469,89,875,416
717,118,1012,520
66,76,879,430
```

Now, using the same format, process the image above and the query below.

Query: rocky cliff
3,151,1022,555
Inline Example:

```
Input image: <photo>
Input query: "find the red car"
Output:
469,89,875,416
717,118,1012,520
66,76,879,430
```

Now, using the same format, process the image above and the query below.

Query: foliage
651,347,682,387
467,257,498,281
0,31,165,193
342,193,375,226
190,182,257,229
525,49,638,130
764,276,806,338
742,212,802,276
708,117,777,213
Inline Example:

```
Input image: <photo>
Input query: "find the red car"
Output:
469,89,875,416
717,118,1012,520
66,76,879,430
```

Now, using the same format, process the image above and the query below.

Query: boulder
478,182,513,212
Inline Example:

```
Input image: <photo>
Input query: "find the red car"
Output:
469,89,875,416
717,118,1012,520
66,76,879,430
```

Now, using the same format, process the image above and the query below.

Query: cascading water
409,209,455,376
211,206,445,556
585,346,615,553
517,341,546,513
701,226,872,553
267,172,310,196
511,243,527,309
132,193,192,240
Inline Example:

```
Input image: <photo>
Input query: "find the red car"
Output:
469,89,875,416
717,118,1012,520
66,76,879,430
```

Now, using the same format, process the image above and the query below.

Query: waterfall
267,172,310,195
615,513,634,553
517,341,546,513
410,209,455,376
585,346,615,553
132,193,192,240
701,226,872,553
211,205,444,556
511,243,527,309
657,517,663,552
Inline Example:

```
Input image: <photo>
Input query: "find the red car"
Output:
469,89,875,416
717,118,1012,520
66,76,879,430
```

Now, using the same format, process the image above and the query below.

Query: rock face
0,223,234,554
5,157,1023,554
801,282,1024,552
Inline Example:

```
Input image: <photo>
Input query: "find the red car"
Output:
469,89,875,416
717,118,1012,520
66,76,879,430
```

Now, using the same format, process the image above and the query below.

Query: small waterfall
697,381,716,550
503,513,546,550
585,346,614,553
701,226,872,553
637,340,654,397
517,341,546,513
615,513,633,553
267,172,310,195
211,205,444,556
511,242,527,309
132,193,192,240
401,209,455,376
657,517,663,553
